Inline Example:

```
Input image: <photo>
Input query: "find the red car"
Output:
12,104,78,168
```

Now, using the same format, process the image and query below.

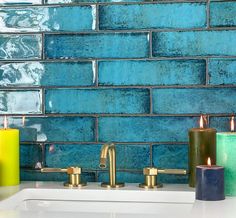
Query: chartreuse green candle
217,116,236,196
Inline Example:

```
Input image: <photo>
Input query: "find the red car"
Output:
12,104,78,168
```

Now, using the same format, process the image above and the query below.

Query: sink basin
0,182,195,218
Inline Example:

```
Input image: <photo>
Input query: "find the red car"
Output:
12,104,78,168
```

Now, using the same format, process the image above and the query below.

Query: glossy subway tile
210,1,236,27
98,60,206,86
0,0,41,5
45,88,150,114
45,33,149,59
152,88,236,114
99,3,206,30
98,116,198,142
0,62,95,87
208,59,236,85
0,6,96,32
0,34,41,60
0,90,41,114
9,116,95,142
152,30,236,57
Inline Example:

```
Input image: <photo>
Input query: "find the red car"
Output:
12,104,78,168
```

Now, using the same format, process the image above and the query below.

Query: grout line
206,0,210,29
3,84,236,90
1,56,236,63
96,4,99,31
3,26,236,36
3,113,235,117
0,1,211,8
149,31,153,58
95,116,99,142
149,88,153,114
150,143,153,167
41,88,46,114
41,33,45,60
205,58,209,85
41,143,46,168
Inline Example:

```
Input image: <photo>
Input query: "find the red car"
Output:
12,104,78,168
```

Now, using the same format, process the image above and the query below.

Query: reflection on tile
158,174,188,184
45,88,150,114
0,6,95,32
99,3,206,30
0,35,41,60
152,31,236,57
0,62,94,87
21,169,95,182
153,88,236,114
20,144,42,168
99,117,197,142
10,116,95,142
0,90,41,114
98,60,206,86
208,59,236,85
98,171,143,183
45,33,149,59
210,1,236,27
0,0,41,4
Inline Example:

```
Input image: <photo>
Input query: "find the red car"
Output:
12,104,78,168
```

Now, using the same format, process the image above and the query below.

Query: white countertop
0,182,235,218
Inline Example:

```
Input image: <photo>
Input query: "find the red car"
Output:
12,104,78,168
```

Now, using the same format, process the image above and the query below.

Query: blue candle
196,158,225,201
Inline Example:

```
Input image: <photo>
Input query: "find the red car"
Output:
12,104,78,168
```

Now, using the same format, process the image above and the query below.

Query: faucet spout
99,143,124,188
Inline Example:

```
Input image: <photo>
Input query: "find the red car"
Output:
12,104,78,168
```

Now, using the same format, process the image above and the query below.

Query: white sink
0,182,195,218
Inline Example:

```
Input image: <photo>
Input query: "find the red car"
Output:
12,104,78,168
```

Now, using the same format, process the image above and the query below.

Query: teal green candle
217,133,236,196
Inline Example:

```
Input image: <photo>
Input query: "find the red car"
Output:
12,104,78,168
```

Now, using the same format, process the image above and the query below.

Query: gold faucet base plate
139,183,163,189
101,182,125,188
64,182,87,188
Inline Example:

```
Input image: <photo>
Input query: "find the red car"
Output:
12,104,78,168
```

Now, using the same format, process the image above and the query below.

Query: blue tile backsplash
0,0,235,184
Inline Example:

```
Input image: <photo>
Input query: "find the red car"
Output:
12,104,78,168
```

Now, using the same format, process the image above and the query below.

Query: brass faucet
99,143,125,188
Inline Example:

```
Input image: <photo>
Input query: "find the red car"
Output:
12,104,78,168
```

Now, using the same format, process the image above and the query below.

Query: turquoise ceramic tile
99,3,206,30
45,144,149,170
124,144,150,169
9,116,95,142
99,117,197,142
21,169,95,182
1,0,41,5
158,174,188,184
45,88,150,114
98,171,143,183
0,62,94,87
152,144,188,169
209,116,232,132
45,33,149,59
0,6,95,32
210,1,236,27
20,144,42,167
45,144,102,169
152,31,236,57
153,88,236,114
98,60,206,86
0,35,41,60
0,90,41,114
208,59,236,85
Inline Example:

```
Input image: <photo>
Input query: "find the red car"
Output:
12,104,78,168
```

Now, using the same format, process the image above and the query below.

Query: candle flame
231,116,235,132
207,157,211,166
22,116,25,127
3,116,7,129
199,115,204,128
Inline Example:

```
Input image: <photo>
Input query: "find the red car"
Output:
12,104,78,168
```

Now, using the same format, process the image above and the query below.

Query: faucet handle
139,167,162,189
41,166,87,188
139,167,187,189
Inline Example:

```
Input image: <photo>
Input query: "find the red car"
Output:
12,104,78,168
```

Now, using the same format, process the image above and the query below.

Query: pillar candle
188,116,216,187
217,117,236,196
0,117,19,186
196,158,224,201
